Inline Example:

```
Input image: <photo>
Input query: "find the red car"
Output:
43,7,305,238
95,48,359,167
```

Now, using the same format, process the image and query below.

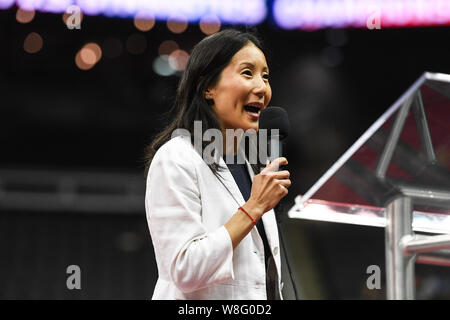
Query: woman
144,29,291,300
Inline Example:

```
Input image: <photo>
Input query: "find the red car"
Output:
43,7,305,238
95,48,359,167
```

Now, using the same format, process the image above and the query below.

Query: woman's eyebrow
239,62,269,72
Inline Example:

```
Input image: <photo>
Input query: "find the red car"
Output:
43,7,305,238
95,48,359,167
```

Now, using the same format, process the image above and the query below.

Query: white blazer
145,135,283,300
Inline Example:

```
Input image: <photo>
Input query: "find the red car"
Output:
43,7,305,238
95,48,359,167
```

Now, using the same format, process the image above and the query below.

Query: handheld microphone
259,106,298,299
259,106,290,164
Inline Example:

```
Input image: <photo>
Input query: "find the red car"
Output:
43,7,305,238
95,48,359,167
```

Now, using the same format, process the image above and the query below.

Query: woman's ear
205,91,213,100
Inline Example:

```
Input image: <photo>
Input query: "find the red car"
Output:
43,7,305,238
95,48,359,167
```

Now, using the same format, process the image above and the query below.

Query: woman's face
208,42,272,132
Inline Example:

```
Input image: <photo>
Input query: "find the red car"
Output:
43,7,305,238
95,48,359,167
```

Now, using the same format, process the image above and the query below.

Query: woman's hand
244,157,291,219
225,157,291,249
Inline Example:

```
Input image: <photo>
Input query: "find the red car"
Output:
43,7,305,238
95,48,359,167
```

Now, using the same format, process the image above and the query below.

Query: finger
272,170,290,179
268,157,288,172
279,184,289,196
260,159,271,174
270,157,288,168
278,179,291,188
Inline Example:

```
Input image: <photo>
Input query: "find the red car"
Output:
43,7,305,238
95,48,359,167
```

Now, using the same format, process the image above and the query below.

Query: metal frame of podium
289,72,450,300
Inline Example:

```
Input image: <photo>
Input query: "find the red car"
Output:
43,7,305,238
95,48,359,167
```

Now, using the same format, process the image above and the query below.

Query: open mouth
244,105,261,114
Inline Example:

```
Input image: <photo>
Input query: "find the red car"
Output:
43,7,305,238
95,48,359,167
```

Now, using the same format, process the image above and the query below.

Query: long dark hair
144,29,269,176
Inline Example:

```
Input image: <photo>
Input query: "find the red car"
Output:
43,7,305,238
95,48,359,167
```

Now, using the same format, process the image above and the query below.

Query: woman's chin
229,119,258,132
239,122,258,132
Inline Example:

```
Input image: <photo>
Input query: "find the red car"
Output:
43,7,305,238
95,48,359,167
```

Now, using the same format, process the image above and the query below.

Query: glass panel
289,72,450,234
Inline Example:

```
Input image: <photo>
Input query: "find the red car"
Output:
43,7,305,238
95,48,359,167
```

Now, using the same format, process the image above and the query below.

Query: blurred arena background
1,0,450,299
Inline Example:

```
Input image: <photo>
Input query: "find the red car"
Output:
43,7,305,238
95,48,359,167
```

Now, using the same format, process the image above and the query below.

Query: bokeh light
16,0,37,11
126,34,147,55
0,0,15,10
62,8,84,28
199,14,221,35
167,15,188,34
80,47,97,65
7,0,267,24
84,42,102,63
16,8,35,24
168,50,189,71
158,40,179,57
134,11,155,32
75,50,94,71
23,32,43,54
153,55,175,77
75,42,102,71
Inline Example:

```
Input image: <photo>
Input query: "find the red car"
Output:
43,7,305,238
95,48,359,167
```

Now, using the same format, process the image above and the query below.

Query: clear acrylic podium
288,72,450,299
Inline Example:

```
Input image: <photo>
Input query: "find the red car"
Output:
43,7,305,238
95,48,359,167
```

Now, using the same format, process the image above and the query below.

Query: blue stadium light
1,0,267,25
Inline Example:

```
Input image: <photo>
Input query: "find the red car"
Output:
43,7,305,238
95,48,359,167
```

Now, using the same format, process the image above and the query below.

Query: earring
205,93,212,100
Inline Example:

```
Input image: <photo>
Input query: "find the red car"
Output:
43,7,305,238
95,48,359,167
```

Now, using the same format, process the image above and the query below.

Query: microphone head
259,106,290,139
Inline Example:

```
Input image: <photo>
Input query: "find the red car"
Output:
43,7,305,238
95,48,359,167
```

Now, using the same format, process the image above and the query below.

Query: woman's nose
252,76,268,97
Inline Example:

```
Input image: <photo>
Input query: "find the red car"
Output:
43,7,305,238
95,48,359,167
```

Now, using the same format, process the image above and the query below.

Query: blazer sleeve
145,139,234,293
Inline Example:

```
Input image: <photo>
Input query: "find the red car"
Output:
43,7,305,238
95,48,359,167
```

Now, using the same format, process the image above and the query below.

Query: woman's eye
242,70,269,81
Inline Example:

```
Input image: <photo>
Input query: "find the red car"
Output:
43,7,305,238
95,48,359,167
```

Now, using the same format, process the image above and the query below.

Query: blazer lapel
217,154,282,287
244,159,279,250
245,159,283,286
217,156,245,207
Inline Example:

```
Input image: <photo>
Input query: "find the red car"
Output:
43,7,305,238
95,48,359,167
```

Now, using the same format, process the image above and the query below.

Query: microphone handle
268,136,286,171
